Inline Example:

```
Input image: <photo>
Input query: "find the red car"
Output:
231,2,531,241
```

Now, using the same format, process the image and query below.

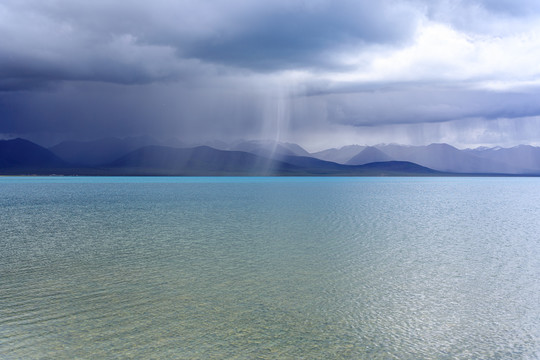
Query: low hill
279,156,439,176
355,161,441,175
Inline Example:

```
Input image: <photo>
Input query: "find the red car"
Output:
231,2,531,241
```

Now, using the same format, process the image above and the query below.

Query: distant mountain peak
346,146,393,165
230,140,310,158
0,138,67,170
5,137,540,176
311,144,366,164
426,143,459,150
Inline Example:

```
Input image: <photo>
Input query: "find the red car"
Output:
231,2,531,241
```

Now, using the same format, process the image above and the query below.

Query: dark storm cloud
1,1,201,90
182,1,418,71
1,0,540,147
0,0,418,92
0,80,266,142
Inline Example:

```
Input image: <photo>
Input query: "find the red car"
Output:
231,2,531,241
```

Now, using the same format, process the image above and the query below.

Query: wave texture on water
1,177,539,359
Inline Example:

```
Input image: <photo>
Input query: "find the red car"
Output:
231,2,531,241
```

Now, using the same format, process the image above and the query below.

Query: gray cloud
0,80,267,143
476,0,540,16
182,1,419,71
419,0,540,35
0,0,420,91
1,0,540,148
319,87,540,126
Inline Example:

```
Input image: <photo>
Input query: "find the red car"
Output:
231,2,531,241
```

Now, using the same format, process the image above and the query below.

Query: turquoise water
1,177,539,359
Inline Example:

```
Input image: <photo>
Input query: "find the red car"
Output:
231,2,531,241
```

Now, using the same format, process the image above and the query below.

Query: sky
2,0,540,151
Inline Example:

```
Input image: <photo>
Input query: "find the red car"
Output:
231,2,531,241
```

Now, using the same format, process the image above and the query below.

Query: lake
1,177,539,359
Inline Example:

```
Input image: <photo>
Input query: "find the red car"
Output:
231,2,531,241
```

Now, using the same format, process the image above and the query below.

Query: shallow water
1,177,539,359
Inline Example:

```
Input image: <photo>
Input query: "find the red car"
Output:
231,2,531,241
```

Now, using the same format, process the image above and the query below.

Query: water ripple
1,177,539,359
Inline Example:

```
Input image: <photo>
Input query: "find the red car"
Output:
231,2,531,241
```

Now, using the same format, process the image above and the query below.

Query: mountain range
312,143,540,174
1,137,540,176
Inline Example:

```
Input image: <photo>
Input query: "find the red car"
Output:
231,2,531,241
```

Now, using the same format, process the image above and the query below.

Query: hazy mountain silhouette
373,143,522,173
104,145,299,175
279,155,347,170
49,136,166,166
464,145,540,173
0,138,440,176
279,156,439,175
198,139,230,150
230,140,311,158
311,145,366,163
313,142,540,173
0,138,68,171
382,143,485,172
346,146,393,165
104,145,441,176
5,137,540,176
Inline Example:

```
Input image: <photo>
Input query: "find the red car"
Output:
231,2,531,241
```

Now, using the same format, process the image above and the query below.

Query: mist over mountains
316,143,540,174
2,137,540,176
